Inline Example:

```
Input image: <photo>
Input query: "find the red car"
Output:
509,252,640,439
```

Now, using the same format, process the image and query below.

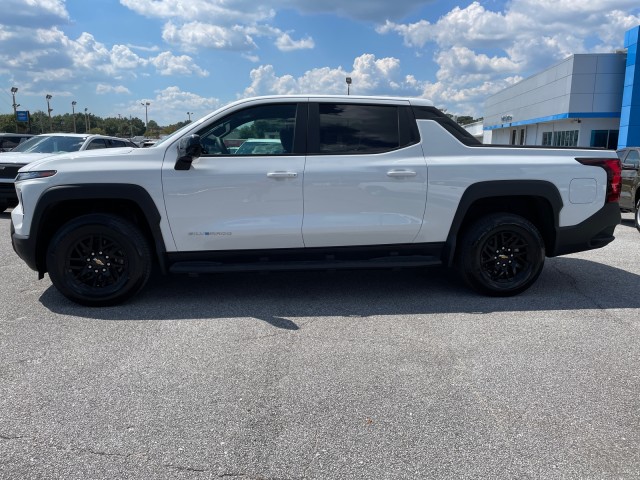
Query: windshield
13,135,87,153
12,136,48,152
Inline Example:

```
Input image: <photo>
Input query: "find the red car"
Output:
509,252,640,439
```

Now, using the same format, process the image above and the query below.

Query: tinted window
0,137,20,151
86,139,108,150
198,104,297,155
624,150,640,168
316,104,399,154
412,106,481,146
108,139,126,148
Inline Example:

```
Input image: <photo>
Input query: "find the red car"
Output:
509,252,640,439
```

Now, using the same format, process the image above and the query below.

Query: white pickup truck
10,95,622,306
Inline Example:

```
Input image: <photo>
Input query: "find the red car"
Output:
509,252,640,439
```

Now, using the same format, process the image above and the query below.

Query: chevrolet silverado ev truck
10,96,622,306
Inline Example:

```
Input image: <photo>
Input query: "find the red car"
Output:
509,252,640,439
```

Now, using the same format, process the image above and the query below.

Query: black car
617,147,640,231
0,133,34,152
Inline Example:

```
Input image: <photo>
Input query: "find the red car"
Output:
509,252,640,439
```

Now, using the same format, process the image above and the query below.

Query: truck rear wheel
458,213,545,296
635,198,640,233
46,214,152,306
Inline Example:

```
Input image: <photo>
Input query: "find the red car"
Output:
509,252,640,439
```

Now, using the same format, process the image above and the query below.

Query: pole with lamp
11,87,20,132
84,108,89,132
141,102,150,131
187,111,193,122
346,77,352,95
71,101,77,133
45,94,53,132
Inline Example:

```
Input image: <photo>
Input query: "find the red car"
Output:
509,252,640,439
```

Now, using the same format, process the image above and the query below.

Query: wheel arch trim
29,183,166,275
443,180,563,266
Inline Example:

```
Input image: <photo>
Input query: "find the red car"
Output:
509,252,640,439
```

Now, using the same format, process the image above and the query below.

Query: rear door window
307,103,418,155
86,139,109,150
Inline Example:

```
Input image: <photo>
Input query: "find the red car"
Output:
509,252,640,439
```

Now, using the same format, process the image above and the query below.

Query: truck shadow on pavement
39,256,640,328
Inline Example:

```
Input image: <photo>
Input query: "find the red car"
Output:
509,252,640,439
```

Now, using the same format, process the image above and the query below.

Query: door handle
267,171,298,178
386,170,417,177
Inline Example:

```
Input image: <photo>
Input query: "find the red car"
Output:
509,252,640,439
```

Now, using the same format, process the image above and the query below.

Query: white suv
1,133,137,211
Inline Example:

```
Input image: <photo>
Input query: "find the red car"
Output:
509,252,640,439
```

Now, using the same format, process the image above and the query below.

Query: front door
162,102,306,251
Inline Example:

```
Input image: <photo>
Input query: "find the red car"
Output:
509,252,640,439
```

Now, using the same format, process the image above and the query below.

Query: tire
46,214,152,306
635,198,640,233
458,213,545,296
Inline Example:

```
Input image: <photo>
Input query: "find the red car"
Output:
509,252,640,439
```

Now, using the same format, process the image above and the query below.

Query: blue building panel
626,26,639,47
625,65,635,87
626,42,637,66
619,25,640,148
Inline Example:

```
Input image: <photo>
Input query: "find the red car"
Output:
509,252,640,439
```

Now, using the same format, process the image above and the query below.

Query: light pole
141,101,150,130
187,111,193,122
11,87,19,131
71,101,77,133
46,94,53,132
84,107,89,132
346,77,352,95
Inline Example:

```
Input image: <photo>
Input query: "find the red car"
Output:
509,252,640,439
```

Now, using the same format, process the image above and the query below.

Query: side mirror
175,134,202,170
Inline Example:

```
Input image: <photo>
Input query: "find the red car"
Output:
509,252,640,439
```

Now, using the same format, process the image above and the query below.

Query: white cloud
275,33,314,51
121,86,221,125
120,0,275,24
149,51,209,77
2,0,69,27
96,84,131,95
119,0,431,23
162,21,257,52
242,54,417,98
376,0,640,116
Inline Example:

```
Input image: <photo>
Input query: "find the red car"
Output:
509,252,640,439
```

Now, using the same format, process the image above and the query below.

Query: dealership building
482,25,640,149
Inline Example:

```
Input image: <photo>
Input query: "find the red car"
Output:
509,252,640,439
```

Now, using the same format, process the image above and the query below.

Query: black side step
169,255,442,274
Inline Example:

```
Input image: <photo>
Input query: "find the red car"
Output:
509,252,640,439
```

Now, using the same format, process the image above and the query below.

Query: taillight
576,157,622,203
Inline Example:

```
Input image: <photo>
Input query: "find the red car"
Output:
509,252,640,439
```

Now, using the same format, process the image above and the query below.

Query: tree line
0,111,190,138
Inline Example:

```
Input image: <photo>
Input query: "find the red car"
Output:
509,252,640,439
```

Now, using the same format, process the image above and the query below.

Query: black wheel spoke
65,232,129,292
479,228,531,282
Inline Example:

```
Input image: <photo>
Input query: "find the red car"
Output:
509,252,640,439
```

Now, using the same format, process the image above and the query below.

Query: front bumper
11,221,40,274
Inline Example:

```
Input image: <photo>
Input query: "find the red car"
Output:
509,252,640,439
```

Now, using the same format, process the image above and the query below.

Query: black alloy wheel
459,213,545,296
47,214,151,306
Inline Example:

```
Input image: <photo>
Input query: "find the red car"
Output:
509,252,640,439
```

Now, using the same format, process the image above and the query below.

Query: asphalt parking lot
1,211,639,479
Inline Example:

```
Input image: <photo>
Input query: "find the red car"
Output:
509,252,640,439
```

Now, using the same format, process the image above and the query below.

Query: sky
1,0,639,126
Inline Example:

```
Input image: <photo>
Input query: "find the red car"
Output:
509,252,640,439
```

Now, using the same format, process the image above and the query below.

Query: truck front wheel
458,213,545,296
46,214,152,306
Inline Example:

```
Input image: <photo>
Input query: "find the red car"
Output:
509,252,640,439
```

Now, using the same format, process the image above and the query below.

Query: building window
590,130,619,149
519,129,525,145
510,129,517,145
552,130,578,147
542,132,552,146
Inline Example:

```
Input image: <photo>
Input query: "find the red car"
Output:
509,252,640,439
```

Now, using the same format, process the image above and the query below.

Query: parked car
234,138,284,155
0,133,137,211
0,133,34,152
617,147,640,231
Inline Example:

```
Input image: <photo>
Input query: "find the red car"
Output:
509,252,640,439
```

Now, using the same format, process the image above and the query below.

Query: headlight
15,170,57,182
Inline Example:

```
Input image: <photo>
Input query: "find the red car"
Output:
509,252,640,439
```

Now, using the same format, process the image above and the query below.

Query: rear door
302,100,427,247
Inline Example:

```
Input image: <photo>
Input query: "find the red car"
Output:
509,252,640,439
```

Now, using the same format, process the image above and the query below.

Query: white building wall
483,53,626,147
